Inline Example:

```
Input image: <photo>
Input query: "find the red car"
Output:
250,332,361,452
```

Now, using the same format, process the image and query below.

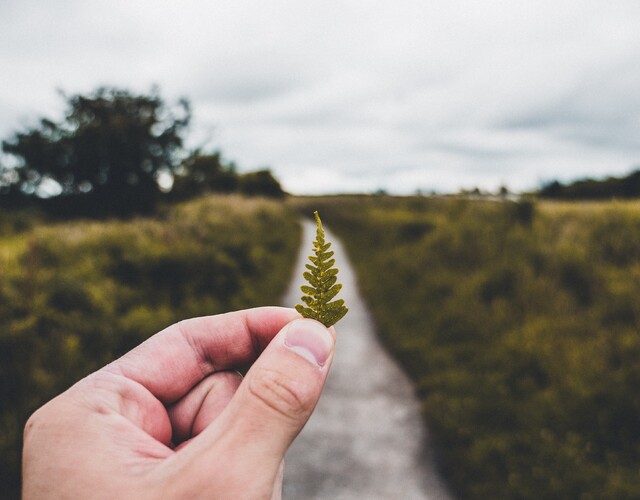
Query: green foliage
295,211,348,327
239,169,286,198
540,169,640,200
2,87,190,216
298,195,640,499
0,87,287,216
171,152,239,199
170,155,287,201
0,195,299,497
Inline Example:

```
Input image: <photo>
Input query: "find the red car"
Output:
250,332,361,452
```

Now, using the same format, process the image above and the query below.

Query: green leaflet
295,211,348,327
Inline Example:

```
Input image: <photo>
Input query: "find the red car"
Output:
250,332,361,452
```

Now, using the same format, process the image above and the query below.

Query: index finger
104,307,300,404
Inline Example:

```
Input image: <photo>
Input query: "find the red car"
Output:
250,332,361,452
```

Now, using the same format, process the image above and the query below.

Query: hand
22,307,335,499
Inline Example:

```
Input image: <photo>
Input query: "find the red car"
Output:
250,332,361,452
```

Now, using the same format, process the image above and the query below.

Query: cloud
1,0,640,193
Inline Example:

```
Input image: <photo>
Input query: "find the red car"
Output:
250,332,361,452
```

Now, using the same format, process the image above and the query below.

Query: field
3,194,640,499
0,195,300,497
296,195,640,499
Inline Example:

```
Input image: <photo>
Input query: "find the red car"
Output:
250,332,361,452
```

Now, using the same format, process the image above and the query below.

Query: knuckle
248,368,311,420
23,404,48,446
23,411,39,440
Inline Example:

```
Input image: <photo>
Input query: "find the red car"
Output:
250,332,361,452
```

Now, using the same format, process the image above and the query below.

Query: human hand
22,307,335,499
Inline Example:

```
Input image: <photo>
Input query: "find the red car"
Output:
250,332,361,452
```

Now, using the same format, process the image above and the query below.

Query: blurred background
2,0,640,194
1,1,640,499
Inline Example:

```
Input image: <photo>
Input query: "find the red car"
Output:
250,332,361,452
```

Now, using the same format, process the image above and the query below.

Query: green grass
5,193,640,499
296,195,640,499
0,195,300,497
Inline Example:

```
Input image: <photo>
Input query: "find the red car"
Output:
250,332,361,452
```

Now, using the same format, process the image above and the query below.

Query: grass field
0,195,300,497
4,194,640,499
295,195,640,499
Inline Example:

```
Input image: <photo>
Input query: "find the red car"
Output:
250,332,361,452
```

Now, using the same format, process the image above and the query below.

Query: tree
2,87,190,216
171,151,239,200
0,158,27,209
239,169,286,198
539,169,640,200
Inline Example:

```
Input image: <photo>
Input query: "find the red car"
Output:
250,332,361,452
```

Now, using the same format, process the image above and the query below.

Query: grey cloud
430,141,517,161
496,57,640,151
195,73,304,104
3,0,640,194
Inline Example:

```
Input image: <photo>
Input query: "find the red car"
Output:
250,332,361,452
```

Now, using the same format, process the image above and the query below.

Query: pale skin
22,307,336,499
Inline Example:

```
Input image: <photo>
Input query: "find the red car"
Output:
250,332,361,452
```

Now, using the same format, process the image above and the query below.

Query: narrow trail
281,220,453,500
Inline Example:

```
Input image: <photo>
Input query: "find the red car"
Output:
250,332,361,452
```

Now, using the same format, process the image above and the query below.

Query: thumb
175,319,335,495
224,318,335,457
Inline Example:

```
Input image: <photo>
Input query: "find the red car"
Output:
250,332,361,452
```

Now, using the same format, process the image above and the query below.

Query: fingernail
284,319,333,367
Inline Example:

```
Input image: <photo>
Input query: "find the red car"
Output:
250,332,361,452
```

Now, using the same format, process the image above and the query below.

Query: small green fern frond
295,211,348,327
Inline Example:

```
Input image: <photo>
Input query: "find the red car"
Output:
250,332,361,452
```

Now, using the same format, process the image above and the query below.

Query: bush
299,195,640,499
0,195,299,497
239,169,286,198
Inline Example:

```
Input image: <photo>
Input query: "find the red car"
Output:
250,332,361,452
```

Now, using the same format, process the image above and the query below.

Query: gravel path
281,220,453,500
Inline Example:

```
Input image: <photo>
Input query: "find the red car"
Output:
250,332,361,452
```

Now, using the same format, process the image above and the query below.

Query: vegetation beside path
296,195,640,499
0,195,299,497
5,192,640,499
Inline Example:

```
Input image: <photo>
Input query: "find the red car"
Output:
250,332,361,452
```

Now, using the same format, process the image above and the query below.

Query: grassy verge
296,195,640,499
0,195,300,497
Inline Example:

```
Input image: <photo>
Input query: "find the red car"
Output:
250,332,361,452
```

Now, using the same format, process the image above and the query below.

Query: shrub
299,195,640,499
0,195,299,497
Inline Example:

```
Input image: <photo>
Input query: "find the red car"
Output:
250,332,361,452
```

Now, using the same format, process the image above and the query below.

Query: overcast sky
1,1,640,194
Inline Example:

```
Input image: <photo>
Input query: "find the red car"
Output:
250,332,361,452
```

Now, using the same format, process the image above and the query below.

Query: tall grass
0,195,300,497
297,195,640,499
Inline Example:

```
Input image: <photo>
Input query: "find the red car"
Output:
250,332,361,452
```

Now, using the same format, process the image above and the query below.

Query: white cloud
1,0,640,193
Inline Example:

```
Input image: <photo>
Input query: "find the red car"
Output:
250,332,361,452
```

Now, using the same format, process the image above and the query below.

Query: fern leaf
295,304,314,317
295,211,349,327
300,285,316,295
322,284,342,303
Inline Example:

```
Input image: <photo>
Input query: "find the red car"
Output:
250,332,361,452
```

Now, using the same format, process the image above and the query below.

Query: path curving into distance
282,220,453,500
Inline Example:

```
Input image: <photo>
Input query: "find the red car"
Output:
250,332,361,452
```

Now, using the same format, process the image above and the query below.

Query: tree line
539,169,640,200
0,87,285,217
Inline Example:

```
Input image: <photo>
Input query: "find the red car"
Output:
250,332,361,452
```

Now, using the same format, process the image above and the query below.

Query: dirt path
281,220,453,500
